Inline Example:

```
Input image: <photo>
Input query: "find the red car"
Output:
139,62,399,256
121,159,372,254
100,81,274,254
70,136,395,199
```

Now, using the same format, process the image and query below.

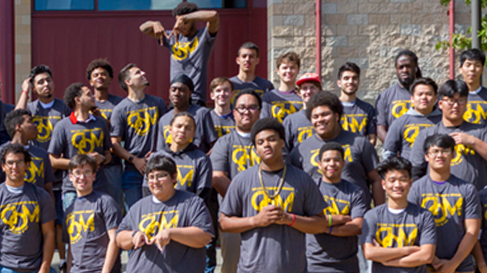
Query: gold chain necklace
258,164,287,199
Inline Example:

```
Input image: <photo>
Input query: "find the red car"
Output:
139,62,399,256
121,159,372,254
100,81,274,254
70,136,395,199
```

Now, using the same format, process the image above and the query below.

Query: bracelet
288,214,296,226
131,230,139,237
329,226,333,234
21,90,29,99
328,214,332,227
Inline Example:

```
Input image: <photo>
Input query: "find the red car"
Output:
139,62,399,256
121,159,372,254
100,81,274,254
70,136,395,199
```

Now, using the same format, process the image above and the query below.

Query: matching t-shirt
220,163,326,273
479,187,487,264
229,76,274,101
260,89,303,123
341,98,376,137
209,110,235,138
408,175,481,272
283,109,313,151
306,179,367,273
360,203,436,273
375,83,412,128
117,190,214,273
464,87,487,125
63,191,122,273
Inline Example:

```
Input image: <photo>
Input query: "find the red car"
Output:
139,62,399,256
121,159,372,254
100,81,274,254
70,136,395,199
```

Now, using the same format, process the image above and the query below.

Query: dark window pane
98,0,181,10
191,0,222,9
35,0,94,10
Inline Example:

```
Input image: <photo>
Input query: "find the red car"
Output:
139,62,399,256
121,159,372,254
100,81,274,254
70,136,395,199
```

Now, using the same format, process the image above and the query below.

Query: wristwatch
132,230,139,237
128,156,134,163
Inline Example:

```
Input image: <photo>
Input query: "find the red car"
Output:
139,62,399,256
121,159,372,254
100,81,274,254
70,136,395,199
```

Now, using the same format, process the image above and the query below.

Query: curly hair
86,58,114,80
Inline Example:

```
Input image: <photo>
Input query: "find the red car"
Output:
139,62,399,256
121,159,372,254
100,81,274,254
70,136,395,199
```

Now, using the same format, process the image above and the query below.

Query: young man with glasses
63,154,122,273
410,80,487,189
408,134,480,273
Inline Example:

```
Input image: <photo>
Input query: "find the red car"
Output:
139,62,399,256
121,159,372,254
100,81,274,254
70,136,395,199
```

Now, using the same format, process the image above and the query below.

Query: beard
397,74,414,88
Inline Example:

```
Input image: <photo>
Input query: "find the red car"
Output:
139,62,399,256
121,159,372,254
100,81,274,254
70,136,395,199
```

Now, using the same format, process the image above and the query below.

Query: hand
170,15,189,43
151,21,168,46
88,152,104,166
133,157,147,175
132,231,150,250
275,211,293,225
21,77,31,93
91,106,102,117
149,229,172,251
252,205,282,227
450,132,475,146
334,214,352,224
433,259,457,273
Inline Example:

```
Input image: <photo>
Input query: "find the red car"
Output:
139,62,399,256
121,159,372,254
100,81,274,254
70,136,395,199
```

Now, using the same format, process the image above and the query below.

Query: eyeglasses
234,105,259,114
5,160,25,168
441,98,468,106
71,170,93,179
428,149,452,156
147,173,169,182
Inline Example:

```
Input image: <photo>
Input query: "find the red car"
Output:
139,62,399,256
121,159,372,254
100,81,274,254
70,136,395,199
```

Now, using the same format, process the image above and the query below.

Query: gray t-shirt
464,87,487,125
220,164,326,273
48,115,112,194
210,130,260,180
341,98,376,136
383,108,442,160
360,203,436,273
96,94,123,166
229,76,274,101
375,83,411,128
110,95,168,172
63,191,122,273
479,187,487,263
156,105,218,153
27,98,72,151
283,109,313,151
408,175,480,272
409,121,487,190
306,179,367,273
261,89,303,123
163,27,216,104
290,131,379,206
0,183,56,271
209,110,235,138
117,190,214,273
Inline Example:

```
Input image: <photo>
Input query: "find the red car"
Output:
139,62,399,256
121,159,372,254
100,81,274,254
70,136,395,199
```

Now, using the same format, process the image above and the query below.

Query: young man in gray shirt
220,118,327,273
382,77,441,160
307,142,366,272
408,134,480,272
140,2,219,106
409,80,487,189
209,77,235,138
459,49,487,125
361,156,436,273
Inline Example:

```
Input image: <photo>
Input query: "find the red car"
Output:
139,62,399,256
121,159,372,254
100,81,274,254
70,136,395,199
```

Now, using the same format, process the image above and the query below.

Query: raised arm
15,78,31,110
176,10,219,35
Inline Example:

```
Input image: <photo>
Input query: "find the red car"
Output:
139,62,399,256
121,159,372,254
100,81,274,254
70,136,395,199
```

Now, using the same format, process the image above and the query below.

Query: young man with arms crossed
361,156,436,272
460,48,487,125
408,134,480,273
116,155,213,272
307,142,367,273
338,62,376,146
219,118,327,273
382,77,441,160
209,77,235,138
63,154,122,273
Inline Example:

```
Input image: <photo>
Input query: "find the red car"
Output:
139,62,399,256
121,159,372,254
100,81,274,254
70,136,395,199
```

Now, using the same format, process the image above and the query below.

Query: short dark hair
423,134,455,155
210,77,234,93
5,109,31,138
29,65,53,86
233,88,262,110
460,48,486,67
118,63,137,92
146,155,177,178
337,62,360,80
395,50,422,78
172,2,198,17
169,112,196,127
86,58,114,80
64,82,84,109
377,156,412,179
276,52,301,69
1,143,31,164
438,79,469,99
409,77,438,95
69,154,98,173
306,91,343,120
319,142,344,160
238,42,260,57
251,118,285,146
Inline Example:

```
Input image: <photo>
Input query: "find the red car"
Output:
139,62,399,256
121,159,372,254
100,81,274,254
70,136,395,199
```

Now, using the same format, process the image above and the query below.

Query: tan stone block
389,35,412,47
294,1,315,14
337,2,358,13
336,25,358,36
455,13,471,25
294,25,316,36
400,3,423,13
336,46,359,58
378,3,402,13
323,14,347,25
348,36,369,47
306,37,316,47
389,14,411,24
422,2,447,14
15,25,30,35
321,46,337,59
273,26,294,37
368,14,390,25
269,4,294,15
358,25,379,36
358,3,380,13
379,25,400,36
305,16,316,26
423,24,442,36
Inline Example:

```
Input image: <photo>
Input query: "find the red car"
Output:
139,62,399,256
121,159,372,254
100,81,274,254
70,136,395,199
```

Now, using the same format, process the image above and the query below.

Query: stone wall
14,0,31,100
268,0,472,106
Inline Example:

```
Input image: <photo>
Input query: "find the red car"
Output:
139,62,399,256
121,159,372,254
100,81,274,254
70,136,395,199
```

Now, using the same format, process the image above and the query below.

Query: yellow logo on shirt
172,38,199,61
127,107,159,137
214,125,235,138
176,165,194,188
66,210,95,244
271,101,303,123
71,128,104,154
139,210,179,241
297,126,313,144
251,187,294,212
391,100,411,119
231,145,261,172
1,201,39,234
99,109,112,121
341,114,367,134
420,193,463,226
376,223,417,247
33,115,61,143
403,123,434,147
451,144,476,166
323,196,350,215
464,101,487,124
25,157,44,184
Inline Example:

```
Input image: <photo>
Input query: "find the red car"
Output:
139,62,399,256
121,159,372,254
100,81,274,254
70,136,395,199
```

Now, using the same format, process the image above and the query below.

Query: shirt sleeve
110,106,125,139
366,105,377,135
302,173,327,216
360,138,379,173
407,183,420,205
283,117,294,151
289,146,304,170
350,188,367,219
202,110,218,147
419,209,437,246
47,122,66,156
464,184,481,220
102,195,123,231
209,137,229,173
382,119,402,155
360,210,376,245
188,196,214,236
375,92,388,126
101,119,112,151
409,129,427,169
156,118,166,151
196,155,213,194
44,152,55,184
219,174,244,217
39,187,57,224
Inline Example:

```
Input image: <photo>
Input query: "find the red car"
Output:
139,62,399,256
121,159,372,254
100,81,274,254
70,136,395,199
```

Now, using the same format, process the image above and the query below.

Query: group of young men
2,2,487,273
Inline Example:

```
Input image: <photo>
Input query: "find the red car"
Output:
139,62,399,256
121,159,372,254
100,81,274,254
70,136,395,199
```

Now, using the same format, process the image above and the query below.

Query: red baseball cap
296,72,321,86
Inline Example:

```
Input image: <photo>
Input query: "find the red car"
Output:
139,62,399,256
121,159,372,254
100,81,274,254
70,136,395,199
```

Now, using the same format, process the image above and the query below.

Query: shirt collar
69,112,96,124
470,86,482,95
